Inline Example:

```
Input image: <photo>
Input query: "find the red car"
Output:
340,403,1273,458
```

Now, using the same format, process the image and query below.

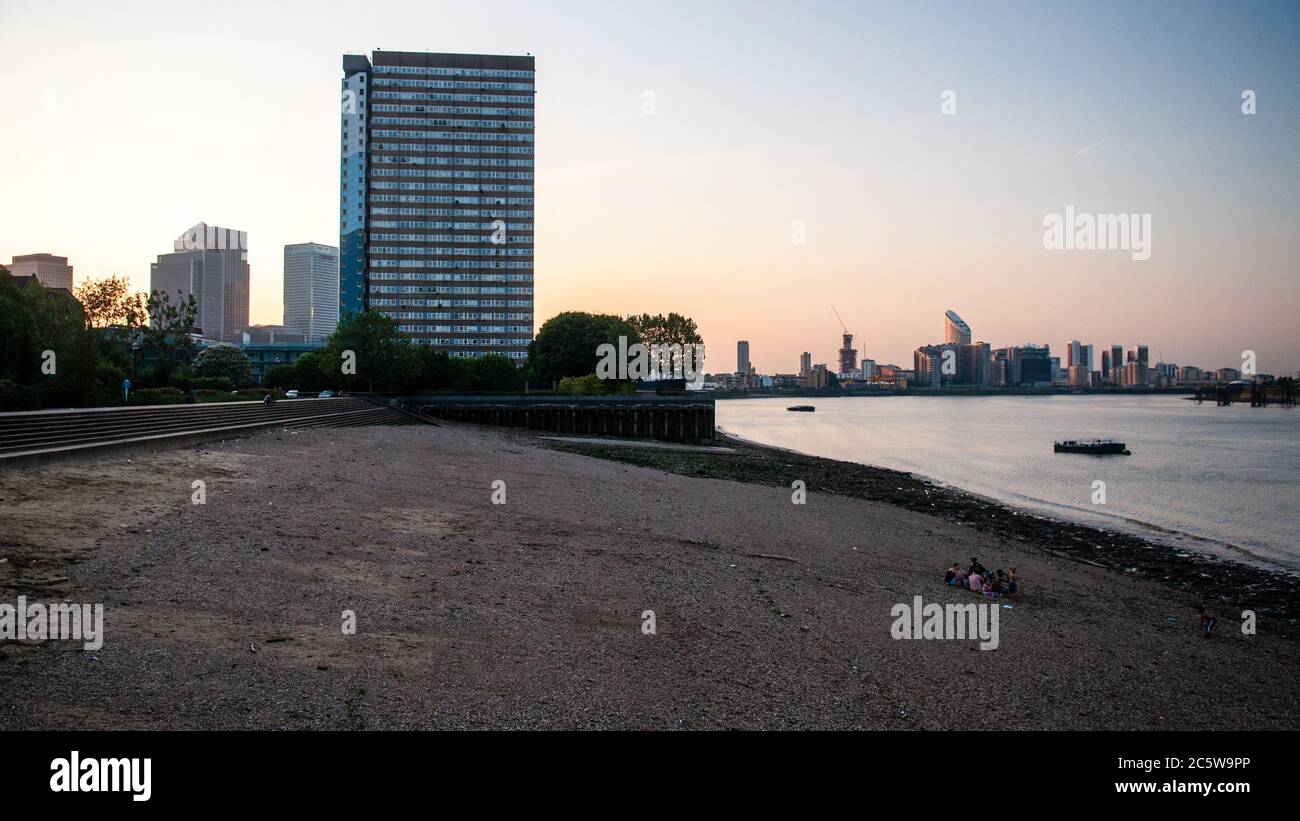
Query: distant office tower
284,243,340,343
1119,360,1150,386
991,348,1009,387
1010,343,1052,386
1177,366,1204,383
1066,340,1094,372
1127,345,1149,365
1110,345,1123,382
807,363,829,389
971,341,992,386
838,333,858,373
737,341,751,375
913,345,945,386
7,253,73,291
800,351,812,377
944,310,971,345
1214,367,1240,382
150,222,250,342
341,49,536,360
1101,349,1111,381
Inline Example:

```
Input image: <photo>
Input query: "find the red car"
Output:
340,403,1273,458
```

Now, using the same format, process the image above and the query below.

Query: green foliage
324,311,419,392
129,387,185,405
261,364,297,389
625,312,703,349
0,379,41,412
261,318,525,394
527,311,640,388
140,290,198,369
0,268,102,408
457,354,525,392
264,349,335,391
557,374,636,396
181,376,234,392
74,275,144,329
193,345,253,387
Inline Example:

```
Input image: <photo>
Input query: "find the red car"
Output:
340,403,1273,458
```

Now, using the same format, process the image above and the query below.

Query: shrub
182,376,234,392
129,387,185,405
0,379,41,412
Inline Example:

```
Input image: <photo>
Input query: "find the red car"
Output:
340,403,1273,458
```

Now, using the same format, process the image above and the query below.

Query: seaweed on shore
543,434,1300,624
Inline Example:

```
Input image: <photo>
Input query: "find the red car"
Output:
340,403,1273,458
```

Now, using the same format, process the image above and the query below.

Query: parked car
319,390,335,398
285,390,299,398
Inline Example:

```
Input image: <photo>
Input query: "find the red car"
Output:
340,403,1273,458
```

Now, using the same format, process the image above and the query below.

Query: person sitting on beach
967,571,984,594
1197,605,1217,638
1006,566,1020,596
989,572,1005,595
945,563,963,587
968,557,987,578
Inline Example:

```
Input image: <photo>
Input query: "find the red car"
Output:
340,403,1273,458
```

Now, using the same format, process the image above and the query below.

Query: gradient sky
2,0,1297,374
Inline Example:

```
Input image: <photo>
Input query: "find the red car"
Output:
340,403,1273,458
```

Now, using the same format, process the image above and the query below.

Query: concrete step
0,397,429,466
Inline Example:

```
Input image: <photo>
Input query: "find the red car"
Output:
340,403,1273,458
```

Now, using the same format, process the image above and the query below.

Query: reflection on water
718,395,1300,573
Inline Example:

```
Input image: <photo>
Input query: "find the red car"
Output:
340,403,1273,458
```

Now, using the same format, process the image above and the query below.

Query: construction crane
831,304,849,334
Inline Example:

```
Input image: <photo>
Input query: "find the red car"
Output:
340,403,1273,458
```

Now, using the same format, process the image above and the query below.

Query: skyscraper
340,50,536,361
6,253,73,291
150,222,250,342
944,310,971,345
284,243,340,343
800,351,812,377
737,341,751,375
837,333,858,373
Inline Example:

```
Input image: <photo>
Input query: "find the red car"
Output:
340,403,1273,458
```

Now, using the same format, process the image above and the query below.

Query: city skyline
2,0,1297,372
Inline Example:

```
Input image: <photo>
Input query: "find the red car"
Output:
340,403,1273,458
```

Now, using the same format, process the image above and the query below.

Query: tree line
1,266,703,409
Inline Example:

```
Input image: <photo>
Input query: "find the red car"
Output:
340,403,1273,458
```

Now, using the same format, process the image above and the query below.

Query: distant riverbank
711,387,1197,399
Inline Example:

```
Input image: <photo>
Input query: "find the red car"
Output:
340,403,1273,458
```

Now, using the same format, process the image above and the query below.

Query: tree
140,289,198,371
418,348,465,391
625,312,703,349
325,311,419,392
0,267,40,388
556,374,634,396
193,344,253,387
74,276,145,329
460,354,524,392
527,312,640,388
0,267,104,408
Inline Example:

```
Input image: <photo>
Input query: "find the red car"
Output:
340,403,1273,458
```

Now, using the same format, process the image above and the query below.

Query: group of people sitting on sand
945,558,1020,597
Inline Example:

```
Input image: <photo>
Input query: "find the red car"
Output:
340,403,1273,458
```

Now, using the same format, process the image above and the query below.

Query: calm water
717,395,1300,573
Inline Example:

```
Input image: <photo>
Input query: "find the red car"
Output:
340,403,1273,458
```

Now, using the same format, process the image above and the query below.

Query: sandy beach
1,422,1297,730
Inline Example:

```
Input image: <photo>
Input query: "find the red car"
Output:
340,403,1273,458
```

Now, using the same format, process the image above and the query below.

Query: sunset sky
2,0,1297,373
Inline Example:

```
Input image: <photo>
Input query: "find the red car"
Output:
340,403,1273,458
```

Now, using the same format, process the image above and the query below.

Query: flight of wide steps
0,397,427,463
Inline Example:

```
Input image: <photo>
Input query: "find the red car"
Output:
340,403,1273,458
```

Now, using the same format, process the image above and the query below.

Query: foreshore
550,432,1300,622
1,422,1297,729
